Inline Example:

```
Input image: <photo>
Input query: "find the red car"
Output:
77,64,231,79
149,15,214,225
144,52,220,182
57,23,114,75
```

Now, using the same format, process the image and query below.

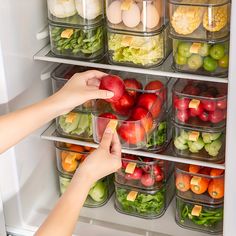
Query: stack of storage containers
55,142,114,207
169,0,231,76
47,0,105,61
114,153,174,219
172,78,227,233
105,0,171,68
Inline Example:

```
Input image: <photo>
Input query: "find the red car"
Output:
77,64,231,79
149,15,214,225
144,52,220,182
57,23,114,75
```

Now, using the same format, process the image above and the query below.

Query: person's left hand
53,70,114,115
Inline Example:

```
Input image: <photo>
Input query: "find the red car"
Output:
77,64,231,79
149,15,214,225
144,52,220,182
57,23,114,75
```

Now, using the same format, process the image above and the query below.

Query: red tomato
124,78,142,98
189,103,204,117
209,110,225,123
174,97,190,110
129,107,153,132
137,94,162,118
145,80,165,101
141,174,155,187
216,99,227,110
198,111,209,122
122,154,137,169
202,99,217,112
142,157,154,172
111,92,135,116
126,167,143,180
99,75,125,102
156,172,164,182
97,113,117,139
182,85,200,96
176,110,189,123
117,122,146,145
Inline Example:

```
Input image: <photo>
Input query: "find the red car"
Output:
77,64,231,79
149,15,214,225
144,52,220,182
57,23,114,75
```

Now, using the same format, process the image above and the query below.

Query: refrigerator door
0,193,6,236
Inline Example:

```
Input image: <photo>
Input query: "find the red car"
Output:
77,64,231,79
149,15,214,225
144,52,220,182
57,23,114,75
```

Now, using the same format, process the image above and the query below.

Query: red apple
124,78,142,98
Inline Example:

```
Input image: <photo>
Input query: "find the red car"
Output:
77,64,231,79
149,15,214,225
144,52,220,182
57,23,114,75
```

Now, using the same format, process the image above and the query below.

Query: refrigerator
0,0,236,236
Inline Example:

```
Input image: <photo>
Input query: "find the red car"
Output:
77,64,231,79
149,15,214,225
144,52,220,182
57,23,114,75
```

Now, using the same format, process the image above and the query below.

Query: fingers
89,89,114,100
87,77,101,87
80,70,107,80
111,131,121,157
99,120,118,150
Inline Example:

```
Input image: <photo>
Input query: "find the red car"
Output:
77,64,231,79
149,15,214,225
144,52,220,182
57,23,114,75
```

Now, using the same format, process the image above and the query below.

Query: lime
175,53,187,65
210,44,225,60
178,42,192,58
218,54,229,68
203,56,218,72
187,54,203,70
199,43,210,57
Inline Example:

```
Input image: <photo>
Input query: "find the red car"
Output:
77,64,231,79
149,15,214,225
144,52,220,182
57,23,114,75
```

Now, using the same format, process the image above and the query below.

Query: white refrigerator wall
0,0,48,104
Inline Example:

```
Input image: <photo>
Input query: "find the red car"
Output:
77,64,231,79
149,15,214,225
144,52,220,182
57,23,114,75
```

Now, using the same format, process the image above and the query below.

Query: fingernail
106,120,118,134
106,91,114,98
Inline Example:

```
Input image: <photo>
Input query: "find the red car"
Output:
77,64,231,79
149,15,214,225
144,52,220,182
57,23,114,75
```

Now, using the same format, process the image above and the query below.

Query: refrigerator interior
0,0,236,236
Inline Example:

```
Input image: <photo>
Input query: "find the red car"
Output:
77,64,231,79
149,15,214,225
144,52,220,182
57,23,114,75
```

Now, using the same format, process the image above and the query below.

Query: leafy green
116,187,165,216
108,33,164,66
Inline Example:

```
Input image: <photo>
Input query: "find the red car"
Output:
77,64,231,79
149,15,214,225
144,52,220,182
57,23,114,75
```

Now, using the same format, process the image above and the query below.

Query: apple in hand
99,75,125,102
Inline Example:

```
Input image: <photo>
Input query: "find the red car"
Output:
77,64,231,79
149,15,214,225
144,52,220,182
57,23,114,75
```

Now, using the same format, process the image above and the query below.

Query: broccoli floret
188,138,204,153
207,140,222,157
202,132,221,143
174,137,188,150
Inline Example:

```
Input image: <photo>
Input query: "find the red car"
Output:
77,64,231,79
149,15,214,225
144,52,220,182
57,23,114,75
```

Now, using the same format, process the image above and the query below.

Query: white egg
107,1,122,24
141,4,160,29
122,3,141,28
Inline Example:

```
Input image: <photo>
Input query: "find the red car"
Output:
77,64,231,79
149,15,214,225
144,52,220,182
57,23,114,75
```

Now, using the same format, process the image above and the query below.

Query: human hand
72,121,121,186
53,70,114,115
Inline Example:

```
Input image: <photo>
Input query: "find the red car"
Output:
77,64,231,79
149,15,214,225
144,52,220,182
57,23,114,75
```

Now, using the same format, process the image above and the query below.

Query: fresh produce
145,80,165,101
115,186,165,217
50,24,104,58
176,164,224,201
173,39,229,75
173,80,227,127
174,129,223,158
99,75,125,103
59,175,112,206
178,200,223,230
124,78,142,98
58,111,93,139
115,154,167,189
108,31,167,67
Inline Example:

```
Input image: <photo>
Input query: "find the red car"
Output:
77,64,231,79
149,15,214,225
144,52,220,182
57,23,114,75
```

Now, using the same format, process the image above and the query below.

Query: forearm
35,174,92,236
0,93,64,154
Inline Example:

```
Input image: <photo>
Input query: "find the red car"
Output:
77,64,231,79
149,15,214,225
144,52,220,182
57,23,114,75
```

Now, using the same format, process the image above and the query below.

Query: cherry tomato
174,97,190,110
189,103,204,117
142,157,154,172
127,167,143,180
122,154,137,169
216,99,227,110
202,100,217,112
141,174,155,187
176,109,190,123
152,165,164,182
209,110,224,123
182,85,200,96
198,111,209,122
156,172,164,182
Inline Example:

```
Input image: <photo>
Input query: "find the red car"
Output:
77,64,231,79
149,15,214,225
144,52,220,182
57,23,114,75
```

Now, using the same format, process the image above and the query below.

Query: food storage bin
169,0,230,41
175,164,224,205
51,64,99,112
49,21,105,61
47,0,104,26
115,153,173,190
106,0,168,33
92,75,170,149
173,79,227,129
172,37,229,77
58,171,114,208
56,110,93,141
114,176,174,219
175,196,223,234
173,122,225,162
107,24,171,68
55,142,95,176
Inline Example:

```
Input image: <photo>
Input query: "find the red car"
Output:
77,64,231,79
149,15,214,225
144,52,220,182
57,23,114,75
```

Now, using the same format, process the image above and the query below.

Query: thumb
99,120,118,149
90,89,114,100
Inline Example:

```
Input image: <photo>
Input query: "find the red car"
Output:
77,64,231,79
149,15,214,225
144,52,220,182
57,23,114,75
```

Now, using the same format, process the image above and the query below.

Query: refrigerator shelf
41,123,225,170
34,45,228,83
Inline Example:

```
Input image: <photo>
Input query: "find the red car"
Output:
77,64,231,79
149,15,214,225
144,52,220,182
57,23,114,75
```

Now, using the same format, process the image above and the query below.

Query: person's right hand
72,121,122,186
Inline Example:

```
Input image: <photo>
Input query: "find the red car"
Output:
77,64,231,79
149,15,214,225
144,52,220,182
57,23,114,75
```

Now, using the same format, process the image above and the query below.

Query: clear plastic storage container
47,0,104,26
175,164,224,205
172,37,229,77
49,21,105,61
173,79,227,129
92,75,170,149
106,0,168,33
173,122,225,162
58,171,114,208
169,0,230,41
56,110,93,141
51,64,98,112
115,154,173,190
55,142,95,175
176,196,223,234
107,24,171,68
114,177,174,219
